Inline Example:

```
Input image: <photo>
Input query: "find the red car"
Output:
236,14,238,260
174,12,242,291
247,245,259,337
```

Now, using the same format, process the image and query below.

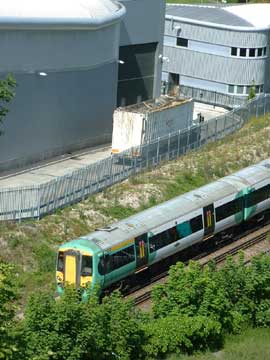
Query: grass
1,113,270,306
168,327,270,360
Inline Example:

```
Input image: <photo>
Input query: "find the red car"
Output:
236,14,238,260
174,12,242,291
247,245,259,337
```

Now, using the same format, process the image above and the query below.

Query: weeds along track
129,224,270,308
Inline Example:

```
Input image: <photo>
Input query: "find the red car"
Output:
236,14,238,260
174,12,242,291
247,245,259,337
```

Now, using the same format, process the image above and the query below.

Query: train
56,159,270,299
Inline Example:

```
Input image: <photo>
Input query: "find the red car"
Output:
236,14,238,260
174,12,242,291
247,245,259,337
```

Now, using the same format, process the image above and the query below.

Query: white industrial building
162,4,270,98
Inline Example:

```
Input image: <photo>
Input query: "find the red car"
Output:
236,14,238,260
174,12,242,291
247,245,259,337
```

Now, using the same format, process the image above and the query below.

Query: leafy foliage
3,253,270,359
248,80,256,100
0,263,19,359
24,289,143,360
142,315,222,359
152,253,270,334
0,74,16,135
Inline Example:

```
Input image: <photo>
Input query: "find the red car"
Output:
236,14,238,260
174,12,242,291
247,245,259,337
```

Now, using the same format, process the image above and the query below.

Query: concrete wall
0,23,120,172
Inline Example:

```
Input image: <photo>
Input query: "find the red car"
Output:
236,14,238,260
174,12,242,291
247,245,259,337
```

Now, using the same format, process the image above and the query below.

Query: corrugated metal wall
165,21,269,47
163,46,266,85
163,18,269,91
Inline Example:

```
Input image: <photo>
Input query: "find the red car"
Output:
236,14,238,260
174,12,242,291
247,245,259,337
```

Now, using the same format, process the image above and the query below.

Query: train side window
149,227,178,253
176,215,203,238
246,185,270,207
98,254,110,275
190,215,203,232
215,198,243,222
110,245,135,271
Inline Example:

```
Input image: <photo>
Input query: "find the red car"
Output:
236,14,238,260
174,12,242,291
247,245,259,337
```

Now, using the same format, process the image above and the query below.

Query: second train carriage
56,159,270,298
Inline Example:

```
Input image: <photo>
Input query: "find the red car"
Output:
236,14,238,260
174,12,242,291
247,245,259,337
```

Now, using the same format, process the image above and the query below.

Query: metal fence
0,94,270,221
179,85,248,109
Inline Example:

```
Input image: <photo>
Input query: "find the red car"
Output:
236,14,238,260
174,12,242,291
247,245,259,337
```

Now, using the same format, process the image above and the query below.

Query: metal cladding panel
0,0,125,30
119,0,165,46
0,24,120,72
118,0,165,99
0,62,118,171
163,46,266,85
143,100,193,142
165,20,269,48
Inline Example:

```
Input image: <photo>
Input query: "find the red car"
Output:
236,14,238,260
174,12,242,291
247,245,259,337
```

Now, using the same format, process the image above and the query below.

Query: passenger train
56,159,270,299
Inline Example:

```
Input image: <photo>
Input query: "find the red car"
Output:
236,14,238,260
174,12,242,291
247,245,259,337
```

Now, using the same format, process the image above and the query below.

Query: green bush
142,315,222,359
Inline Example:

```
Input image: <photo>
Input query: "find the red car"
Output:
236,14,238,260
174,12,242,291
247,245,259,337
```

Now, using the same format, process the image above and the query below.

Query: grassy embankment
0,113,270,305
169,327,270,360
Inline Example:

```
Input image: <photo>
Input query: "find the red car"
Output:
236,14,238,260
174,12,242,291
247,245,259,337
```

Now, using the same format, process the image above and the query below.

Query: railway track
131,224,270,307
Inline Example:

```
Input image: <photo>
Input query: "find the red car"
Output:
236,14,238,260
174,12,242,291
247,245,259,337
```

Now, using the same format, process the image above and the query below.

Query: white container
112,95,193,154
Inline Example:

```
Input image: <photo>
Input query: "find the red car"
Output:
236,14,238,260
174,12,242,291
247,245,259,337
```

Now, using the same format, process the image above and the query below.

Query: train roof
72,159,270,252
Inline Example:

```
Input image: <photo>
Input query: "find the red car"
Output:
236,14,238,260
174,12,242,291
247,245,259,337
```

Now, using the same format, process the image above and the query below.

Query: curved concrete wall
0,20,121,171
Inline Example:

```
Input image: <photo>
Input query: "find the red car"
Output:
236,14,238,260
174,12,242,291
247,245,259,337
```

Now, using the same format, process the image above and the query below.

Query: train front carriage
56,239,102,299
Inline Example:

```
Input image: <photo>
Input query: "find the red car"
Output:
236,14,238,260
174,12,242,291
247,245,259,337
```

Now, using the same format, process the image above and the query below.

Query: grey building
117,0,165,106
0,0,165,172
162,4,270,98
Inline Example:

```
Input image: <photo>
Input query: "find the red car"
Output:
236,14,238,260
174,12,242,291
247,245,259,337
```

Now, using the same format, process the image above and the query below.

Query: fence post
177,130,181,157
168,133,171,160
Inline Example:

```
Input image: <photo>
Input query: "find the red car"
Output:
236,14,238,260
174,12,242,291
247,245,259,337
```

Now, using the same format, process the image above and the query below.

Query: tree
0,263,18,359
0,74,16,135
248,80,256,100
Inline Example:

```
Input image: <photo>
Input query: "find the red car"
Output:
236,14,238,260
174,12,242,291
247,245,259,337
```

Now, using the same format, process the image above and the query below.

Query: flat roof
0,0,125,29
166,4,270,30
116,95,190,114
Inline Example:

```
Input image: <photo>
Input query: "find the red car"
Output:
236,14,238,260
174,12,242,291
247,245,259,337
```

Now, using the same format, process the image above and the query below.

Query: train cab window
246,185,270,207
215,198,243,222
81,256,92,276
57,251,64,272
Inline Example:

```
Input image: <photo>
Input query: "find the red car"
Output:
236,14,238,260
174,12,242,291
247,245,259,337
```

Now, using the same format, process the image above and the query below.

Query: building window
240,48,247,57
177,37,188,48
263,47,267,56
231,47,237,56
260,84,264,93
258,48,263,57
228,85,235,94
237,86,244,94
249,48,255,57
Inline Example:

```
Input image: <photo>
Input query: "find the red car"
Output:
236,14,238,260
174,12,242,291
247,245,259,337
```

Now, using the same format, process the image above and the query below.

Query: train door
64,250,80,287
203,204,215,237
135,234,148,270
